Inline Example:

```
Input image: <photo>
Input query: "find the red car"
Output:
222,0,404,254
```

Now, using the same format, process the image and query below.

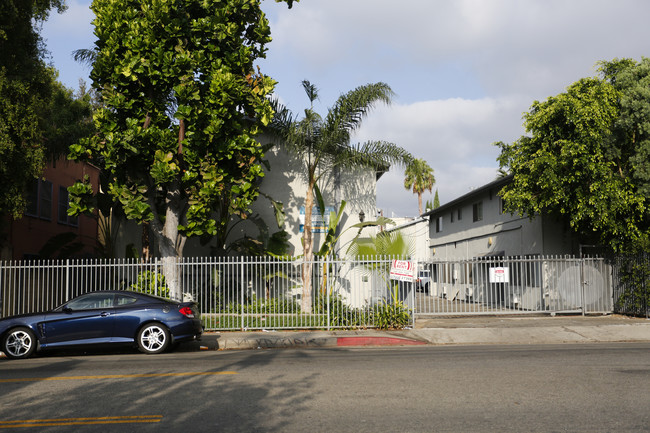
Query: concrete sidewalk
198,314,650,351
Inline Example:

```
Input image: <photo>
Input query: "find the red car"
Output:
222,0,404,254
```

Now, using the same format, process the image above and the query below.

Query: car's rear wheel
2,327,37,359
137,323,170,354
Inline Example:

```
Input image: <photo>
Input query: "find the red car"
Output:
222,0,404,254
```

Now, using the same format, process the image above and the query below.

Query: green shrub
372,299,411,329
315,292,368,328
132,270,170,298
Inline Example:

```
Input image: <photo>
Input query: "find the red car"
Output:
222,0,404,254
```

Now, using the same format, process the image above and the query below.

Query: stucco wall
5,159,100,260
428,183,577,260
113,145,380,258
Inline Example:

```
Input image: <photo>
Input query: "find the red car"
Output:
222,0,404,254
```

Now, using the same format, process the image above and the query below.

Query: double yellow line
0,415,162,428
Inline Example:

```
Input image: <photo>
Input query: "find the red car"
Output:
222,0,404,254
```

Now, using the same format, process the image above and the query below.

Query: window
40,180,52,220
473,201,483,222
499,197,507,215
450,211,455,223
116,295,137,306
26,179,52,220
25,180,39,217
436,216,443,233
457,208,462,221
58,186,78,226
66,293,114,310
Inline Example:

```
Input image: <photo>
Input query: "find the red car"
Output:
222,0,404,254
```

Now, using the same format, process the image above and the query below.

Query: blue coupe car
0,291,203,360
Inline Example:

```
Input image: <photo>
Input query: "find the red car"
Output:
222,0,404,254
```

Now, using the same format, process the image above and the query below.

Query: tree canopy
497,58,650,252
270,80,413,312
0,0,92,219
69,0,296,299
404,158,435,215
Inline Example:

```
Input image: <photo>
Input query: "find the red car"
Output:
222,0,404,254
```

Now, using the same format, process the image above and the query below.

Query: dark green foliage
0,0,93,219
69,0,282,267
497,58,650,252
614,254,650,318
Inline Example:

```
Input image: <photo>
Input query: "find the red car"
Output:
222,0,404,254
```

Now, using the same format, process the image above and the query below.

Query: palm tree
270,80,413,313
404,158,435,215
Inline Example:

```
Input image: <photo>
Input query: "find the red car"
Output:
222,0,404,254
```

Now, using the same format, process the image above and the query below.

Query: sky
41,0,650,218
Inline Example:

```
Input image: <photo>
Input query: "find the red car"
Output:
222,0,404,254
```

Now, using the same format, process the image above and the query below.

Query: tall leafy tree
270,80,413,312
497,58,650,252
0,0,70,218
69,0,295,299
404,158,435,215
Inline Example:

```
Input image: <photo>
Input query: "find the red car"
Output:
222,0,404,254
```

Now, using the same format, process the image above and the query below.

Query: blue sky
42,0,650,217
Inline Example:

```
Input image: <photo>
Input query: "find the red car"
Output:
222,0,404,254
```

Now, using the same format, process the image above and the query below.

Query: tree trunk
301,183,315,313
149,181,185,301
417,193,423,216
142,222,151,261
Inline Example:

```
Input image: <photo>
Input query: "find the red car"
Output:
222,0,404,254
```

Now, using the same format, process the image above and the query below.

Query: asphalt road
0,343,649,432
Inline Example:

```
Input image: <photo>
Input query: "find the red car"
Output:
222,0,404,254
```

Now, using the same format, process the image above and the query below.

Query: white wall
112,143,381,258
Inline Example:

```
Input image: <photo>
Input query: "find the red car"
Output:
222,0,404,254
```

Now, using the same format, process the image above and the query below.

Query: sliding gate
414,256,613,316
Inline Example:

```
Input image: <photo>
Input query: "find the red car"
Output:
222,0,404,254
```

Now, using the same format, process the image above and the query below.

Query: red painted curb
336,336,426,347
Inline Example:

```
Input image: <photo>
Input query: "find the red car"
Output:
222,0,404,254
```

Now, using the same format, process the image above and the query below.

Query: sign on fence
489,266,510,283
390,260,415,282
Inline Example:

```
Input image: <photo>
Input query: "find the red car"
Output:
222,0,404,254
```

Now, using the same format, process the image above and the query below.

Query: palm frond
336,140,413,171
324,82,394,138
302,80,319,105
72,48,97,66
404,158,435,193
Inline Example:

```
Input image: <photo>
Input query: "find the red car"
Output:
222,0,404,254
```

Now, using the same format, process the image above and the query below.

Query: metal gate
413,256,613,316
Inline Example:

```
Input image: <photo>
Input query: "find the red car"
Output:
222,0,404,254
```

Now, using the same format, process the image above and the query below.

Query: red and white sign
390,260,415,282
489,267,510,283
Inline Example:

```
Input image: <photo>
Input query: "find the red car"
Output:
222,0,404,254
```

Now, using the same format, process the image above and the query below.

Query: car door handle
100,312,111,317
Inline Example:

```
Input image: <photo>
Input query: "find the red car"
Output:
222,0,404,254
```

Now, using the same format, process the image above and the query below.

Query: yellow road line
0,415,162,428
0,371,237,383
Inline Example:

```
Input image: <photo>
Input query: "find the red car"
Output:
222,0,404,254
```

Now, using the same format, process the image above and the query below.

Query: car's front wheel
2,327,37,359
137,323,170,354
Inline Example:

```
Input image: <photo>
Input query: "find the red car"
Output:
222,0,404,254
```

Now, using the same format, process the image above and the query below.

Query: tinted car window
116,295,137,306
66,293,114,310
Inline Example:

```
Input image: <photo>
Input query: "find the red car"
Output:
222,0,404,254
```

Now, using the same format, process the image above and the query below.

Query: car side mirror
62,307,72,313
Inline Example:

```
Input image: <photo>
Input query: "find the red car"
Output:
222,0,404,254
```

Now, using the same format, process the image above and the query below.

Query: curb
336,336,426,347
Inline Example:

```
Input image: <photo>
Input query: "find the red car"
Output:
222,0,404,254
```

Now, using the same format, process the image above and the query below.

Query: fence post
411,259,417,327
240,256,245,330
65,259,70,302
154,258,158,297
326,256,331,331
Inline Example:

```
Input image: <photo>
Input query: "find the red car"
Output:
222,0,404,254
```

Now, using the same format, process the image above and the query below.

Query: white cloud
41,0,650,219
353,96,525,215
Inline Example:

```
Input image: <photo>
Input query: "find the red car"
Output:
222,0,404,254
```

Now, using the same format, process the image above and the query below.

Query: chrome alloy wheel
138,324,169,354
4,328,35,359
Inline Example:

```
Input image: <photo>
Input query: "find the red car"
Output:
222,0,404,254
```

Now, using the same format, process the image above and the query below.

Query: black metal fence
611,254,650,319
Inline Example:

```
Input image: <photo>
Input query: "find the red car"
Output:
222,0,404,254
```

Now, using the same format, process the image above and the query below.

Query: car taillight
179,306,195,318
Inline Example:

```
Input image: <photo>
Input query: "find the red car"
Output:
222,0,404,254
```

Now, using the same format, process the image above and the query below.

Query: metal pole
65,259,70,302
580,258,585,316
240,256,245,330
